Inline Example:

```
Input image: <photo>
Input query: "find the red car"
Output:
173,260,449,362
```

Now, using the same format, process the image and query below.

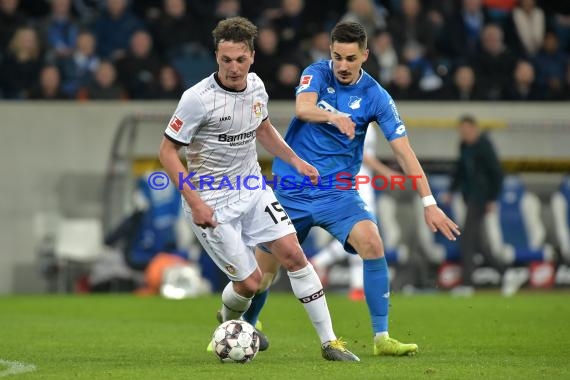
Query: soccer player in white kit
158,16,358,361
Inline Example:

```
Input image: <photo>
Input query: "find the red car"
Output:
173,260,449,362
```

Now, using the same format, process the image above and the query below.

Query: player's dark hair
331,21,367,50
212,16,258,52
459,114,478,126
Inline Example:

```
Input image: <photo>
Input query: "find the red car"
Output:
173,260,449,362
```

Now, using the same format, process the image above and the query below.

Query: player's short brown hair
331,21,367,50
212,17,258,52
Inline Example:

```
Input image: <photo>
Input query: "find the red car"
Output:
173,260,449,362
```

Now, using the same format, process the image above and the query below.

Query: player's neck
214,72,247,92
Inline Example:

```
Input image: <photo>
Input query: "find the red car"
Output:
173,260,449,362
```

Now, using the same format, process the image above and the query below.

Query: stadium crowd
0,0,569,101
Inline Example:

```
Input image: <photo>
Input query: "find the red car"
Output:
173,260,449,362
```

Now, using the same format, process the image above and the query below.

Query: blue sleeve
295,64,325,96
374,87,407,141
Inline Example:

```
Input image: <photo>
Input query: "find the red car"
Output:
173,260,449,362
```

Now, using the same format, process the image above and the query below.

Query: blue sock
363,257,389,334
242,289,269,326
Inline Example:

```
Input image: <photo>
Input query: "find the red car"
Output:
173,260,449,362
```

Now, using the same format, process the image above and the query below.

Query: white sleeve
256,74,269,121
363,125,378,157
164,90,206,145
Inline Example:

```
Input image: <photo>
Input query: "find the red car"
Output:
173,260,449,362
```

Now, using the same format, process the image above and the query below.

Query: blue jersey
273,60,406,192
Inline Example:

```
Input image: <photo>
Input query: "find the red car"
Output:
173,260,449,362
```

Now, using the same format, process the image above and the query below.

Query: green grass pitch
1,292,569,379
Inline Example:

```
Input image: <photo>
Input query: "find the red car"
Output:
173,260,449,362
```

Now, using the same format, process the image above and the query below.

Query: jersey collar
328,60,364,86
214,72,247,93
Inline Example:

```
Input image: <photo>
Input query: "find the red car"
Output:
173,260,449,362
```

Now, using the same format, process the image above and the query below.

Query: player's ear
362,48,369,63
251,49,255,64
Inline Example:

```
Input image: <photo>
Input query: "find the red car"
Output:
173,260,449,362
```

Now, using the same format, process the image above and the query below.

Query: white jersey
358,125,378,209
164,72,269,210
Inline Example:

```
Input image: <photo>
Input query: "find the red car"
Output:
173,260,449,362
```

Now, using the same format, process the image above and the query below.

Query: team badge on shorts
225,265,236,275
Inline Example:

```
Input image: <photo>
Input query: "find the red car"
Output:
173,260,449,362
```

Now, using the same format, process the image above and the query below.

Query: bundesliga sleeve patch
169,116,184,134
297,75,313,93
300,75,312,86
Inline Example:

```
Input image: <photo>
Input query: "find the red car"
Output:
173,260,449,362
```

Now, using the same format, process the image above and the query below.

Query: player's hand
292,157,320,185
190,201,218,228
329,114,355,140
424,205,460,241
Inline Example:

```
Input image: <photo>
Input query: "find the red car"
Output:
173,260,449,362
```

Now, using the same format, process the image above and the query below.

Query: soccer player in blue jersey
243,21,460,357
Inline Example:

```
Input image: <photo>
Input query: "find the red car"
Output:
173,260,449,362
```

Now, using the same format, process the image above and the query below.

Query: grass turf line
0,293,569,379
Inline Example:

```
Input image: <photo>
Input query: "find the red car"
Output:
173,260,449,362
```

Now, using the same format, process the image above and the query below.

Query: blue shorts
274,188,377,254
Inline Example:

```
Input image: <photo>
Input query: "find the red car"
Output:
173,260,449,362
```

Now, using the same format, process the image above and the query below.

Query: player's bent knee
269,235,308,272
278,248,307,272
356,237,385,260
235,269,262,297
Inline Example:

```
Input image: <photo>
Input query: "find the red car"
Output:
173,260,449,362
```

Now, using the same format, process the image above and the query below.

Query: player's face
330,41,368,85
216,41,254,91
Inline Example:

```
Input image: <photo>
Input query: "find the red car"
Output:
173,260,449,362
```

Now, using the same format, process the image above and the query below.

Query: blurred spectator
483,0,516,24
116,30,161,99
130,0,161,20
385,64,420,100
470,24,516,100
538,1,570,53
71,0,105,25
449,114,503,292
77,59,126,99
91,0,145,60
269,0,313,55
241,0,282,23
439,65,483,101
388,0,439,58
534,31,568,100
300,30,330,67
504,60,543,100
214,0,240,20
506,0,545,57
369,30,398,85
150,0,205,59
401,40,442,94
440,0,490,59
251,26,281,92
341,0,387,40
0,26,43,99
56,30,99,97
153,64,183,99
37,0,79,60
0,0,27,52
270,62,300,99
28,64,68,99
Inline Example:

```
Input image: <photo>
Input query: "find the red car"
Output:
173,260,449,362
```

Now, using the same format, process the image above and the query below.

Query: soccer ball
211,320,260,363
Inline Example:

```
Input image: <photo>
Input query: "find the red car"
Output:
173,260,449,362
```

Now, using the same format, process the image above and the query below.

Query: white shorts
185,188,296,281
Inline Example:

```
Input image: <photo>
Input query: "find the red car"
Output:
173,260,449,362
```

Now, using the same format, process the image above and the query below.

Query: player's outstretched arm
389,136,460,241
296,92,355,139
256,118,319,184
158,137,217,228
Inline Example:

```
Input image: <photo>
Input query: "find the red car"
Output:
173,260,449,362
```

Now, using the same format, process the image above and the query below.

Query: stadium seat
55,218,103,262
485,175,554,265
550,176,570,263
415,175,465,264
